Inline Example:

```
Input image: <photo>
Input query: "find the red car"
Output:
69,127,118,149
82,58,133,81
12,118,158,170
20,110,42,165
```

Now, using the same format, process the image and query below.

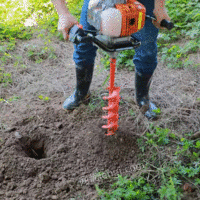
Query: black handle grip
160,19,174,30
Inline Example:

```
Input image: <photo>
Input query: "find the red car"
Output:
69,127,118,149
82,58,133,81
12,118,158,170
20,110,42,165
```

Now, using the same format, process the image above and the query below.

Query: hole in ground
17,136,47,160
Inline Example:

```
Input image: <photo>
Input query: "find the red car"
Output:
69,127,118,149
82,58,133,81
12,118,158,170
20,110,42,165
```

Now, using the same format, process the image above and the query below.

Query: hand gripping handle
160,19,174,30
146,15,174,31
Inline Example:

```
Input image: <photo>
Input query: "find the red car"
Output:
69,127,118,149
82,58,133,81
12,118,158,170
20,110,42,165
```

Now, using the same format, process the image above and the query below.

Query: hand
58,13,78,40
153,6,171,29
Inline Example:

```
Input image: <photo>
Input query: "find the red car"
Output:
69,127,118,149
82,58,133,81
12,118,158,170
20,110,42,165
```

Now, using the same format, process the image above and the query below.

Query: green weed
128,109,135,117
38,95,50,101
146,127,170,146
95,175,156,199
96,125,200,199
0,67,12,86
99,49,135,71
8,96,21,101
26,43,57,62
158,176,183,200
152,108,161,114
160,42,199,69
116,50,135,71
88,96,105,111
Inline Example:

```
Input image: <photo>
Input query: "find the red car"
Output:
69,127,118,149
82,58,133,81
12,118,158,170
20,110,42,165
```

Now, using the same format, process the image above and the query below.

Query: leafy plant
157,0,200,68
116,50,135,71
0,67,12,86
152,108,161,114
95,175,156,200
146,127,170,146
128,109,135,116
100,49,135,71
25,43,57,62
88,95,105,111
38,95,50,101
96,124,200,199
158,176,182,200
8,96,21,101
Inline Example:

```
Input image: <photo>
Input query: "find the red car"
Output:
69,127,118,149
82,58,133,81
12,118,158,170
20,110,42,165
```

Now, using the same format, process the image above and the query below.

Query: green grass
95,125,200,199
0,67,12,87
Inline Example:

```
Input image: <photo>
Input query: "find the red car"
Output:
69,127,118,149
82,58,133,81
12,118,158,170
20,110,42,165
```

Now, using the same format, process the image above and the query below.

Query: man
52,0,171,119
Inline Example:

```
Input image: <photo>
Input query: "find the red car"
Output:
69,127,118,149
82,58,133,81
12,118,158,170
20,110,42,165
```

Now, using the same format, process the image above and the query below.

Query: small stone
4,176,11,180
19,197,26,200
46,167,52,172
58,176,63,181
55,122,63,129
77,159,81,165
189,81,197,86
22,178,32,187
37,183,42,188
6,191,13,197
52,175,58,180
15,132,22,139
57,144,67,153
6,127,16,132
64,164,72,170
51,195,58,200
23,189,27,194
31,182,37,189
6,182,17,190
72,143,76,147
72,173,77,177
55,178,70,192
18,189,24,194
38,172,50,183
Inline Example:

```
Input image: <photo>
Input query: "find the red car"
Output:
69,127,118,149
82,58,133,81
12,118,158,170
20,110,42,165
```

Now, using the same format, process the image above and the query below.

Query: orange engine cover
115,0,146,37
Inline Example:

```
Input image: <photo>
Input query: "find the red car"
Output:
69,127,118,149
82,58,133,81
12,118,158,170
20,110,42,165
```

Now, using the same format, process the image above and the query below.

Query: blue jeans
73,0,159,76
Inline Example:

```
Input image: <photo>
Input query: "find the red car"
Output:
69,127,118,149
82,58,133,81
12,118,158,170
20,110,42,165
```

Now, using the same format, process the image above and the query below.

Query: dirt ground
0,36,200,199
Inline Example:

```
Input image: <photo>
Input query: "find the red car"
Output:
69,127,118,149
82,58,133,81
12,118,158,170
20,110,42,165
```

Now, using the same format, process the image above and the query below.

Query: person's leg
63,0,98,110
132,0,159,119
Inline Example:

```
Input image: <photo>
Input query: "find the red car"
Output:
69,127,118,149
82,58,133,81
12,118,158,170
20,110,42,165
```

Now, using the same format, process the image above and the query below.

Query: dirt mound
0,103,143,199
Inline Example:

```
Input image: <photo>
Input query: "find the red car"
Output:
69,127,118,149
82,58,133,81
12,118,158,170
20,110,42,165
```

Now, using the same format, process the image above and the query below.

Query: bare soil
0,36,200,199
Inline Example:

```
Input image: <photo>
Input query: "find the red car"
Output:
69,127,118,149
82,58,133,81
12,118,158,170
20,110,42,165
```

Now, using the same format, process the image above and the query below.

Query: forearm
155,0,165,9
51,0,70,15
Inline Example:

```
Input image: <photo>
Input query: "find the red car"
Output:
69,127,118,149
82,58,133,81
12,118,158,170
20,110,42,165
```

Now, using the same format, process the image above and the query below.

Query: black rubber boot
135,71,157,120
62,64,94,110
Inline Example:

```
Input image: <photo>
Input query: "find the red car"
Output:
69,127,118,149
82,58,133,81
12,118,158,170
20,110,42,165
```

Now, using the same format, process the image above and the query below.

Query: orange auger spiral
102,57,120,136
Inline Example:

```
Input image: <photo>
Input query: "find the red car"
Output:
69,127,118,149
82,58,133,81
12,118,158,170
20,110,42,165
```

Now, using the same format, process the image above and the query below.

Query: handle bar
145,15,174,30
69,15,175,49
160,19,174,30
69,25,141,52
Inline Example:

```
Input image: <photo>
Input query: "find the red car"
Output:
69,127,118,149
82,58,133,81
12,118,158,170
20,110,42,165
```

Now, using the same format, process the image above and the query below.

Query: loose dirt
0,36,200,199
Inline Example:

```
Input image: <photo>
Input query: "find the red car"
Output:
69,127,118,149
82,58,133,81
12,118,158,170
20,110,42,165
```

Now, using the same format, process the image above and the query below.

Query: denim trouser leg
133,0,159,76
73,0,159,75
132,19,159,76
73,0,98,68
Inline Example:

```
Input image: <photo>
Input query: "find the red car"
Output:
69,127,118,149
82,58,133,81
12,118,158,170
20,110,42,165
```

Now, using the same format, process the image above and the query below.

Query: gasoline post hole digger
69,0,174,136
